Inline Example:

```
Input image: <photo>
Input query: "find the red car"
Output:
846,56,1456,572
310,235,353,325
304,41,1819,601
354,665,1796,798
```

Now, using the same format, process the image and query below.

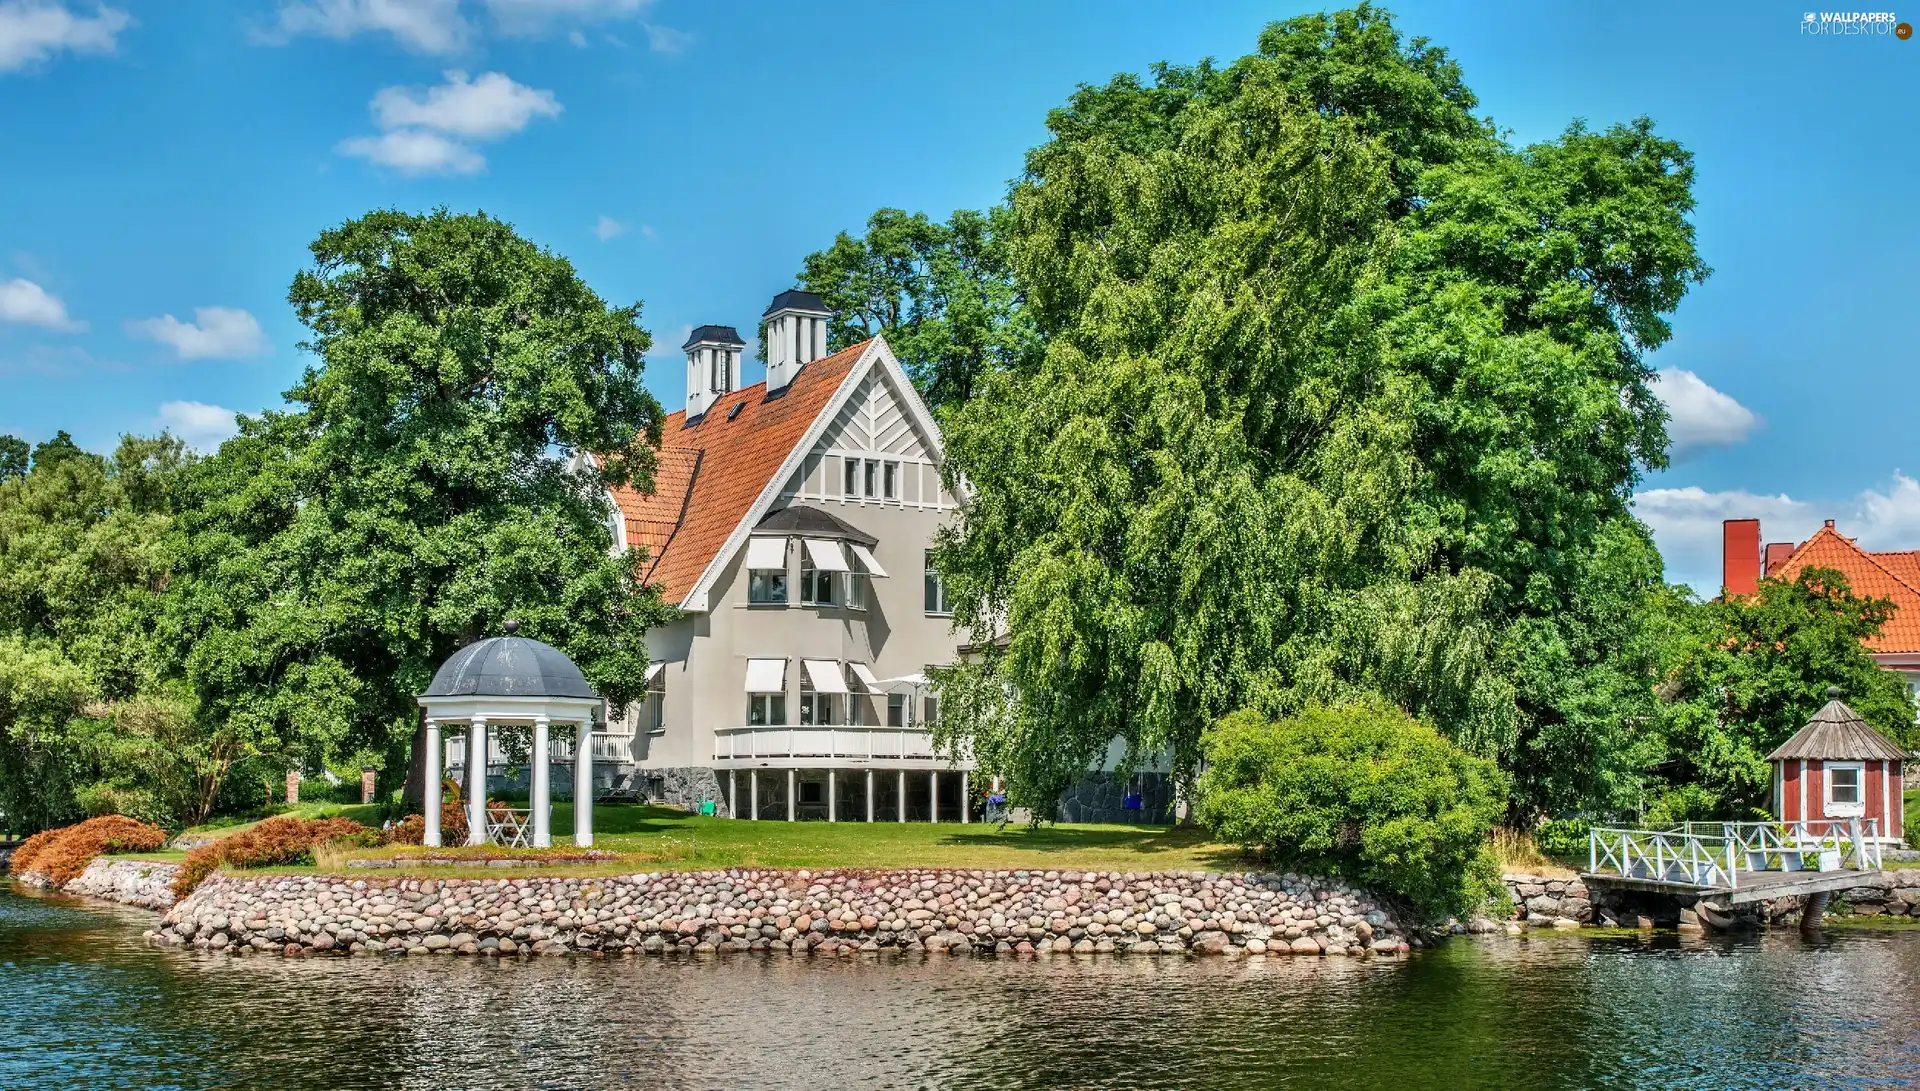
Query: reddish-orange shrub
383,804,469,846
6,816,168,886
171,815,369,897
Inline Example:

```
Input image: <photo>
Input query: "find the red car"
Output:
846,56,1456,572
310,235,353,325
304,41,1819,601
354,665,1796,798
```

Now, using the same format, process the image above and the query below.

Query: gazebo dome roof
423,622,598,701
1766,688,1907,762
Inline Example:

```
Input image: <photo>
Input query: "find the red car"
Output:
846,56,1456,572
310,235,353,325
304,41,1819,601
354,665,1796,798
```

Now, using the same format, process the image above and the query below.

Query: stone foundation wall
1056,772,1174,825
151,867,1413,959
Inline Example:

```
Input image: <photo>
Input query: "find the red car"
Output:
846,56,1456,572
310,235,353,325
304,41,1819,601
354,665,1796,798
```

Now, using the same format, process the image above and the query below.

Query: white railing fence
1588,818,1882,888
445,731,636,768
713,725,968,763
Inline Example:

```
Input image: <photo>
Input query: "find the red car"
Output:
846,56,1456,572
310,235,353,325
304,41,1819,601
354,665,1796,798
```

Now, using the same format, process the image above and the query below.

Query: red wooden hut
1768,688,1906,848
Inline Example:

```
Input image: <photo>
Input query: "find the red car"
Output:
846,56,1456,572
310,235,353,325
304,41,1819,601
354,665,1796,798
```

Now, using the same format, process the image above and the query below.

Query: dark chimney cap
683,325,746,350
763,289,828,316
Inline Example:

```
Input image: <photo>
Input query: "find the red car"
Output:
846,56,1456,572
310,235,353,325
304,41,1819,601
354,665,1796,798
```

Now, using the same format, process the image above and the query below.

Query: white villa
599,290,974,821
443,289,1171,824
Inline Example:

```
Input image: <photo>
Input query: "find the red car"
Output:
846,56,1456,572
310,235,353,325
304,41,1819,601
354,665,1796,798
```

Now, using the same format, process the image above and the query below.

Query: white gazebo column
929,771,940,824
961,771,970,825
423,719,442,848
573,717,594,847
828,770,838,822
787,768,796,822
729,770,738,818
750,769,759,821
531,715,552,848
865,769,875,823
897,769,906,823
466,717,488,846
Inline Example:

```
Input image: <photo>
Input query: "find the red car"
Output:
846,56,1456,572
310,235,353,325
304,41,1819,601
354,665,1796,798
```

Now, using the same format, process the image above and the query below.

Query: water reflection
3,883,1917,1090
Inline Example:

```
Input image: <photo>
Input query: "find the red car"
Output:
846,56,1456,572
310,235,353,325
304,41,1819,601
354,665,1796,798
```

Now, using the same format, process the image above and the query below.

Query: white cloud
567,28,586,46
370,69,559,139
593,215,625,241
337,128,484,175
1651,367,1758,458
341,70,558,176
0,277,83,330
127,307,269,360
639,223,655,239
262,0,470,54
157,401,241,451
641,22,690,53
646,323,691,359
0,1,129,73
1635,471,1920,593
482,0,644,34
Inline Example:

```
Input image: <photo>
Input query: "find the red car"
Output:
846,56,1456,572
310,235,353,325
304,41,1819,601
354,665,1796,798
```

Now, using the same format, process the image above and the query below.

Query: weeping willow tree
929,6,1706,819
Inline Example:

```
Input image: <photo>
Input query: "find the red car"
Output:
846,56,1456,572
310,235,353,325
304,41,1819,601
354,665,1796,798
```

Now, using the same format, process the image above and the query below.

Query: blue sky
1,0,1914,590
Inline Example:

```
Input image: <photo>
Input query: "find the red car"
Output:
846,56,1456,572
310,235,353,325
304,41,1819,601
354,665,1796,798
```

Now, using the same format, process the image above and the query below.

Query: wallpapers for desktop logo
1800,10,1911,36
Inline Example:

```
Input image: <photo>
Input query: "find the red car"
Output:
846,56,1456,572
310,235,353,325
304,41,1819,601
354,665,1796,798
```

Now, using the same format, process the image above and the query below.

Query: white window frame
883,460,899,500
748,692,786,727
843,457,859,498
924,549,950,615
643,662,666,735
1824,761,1865,818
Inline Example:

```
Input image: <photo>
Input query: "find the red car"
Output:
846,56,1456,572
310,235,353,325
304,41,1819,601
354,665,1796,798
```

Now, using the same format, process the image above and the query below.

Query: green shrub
1642,784,1721,829
1536,817,1591,860
1196,700,1508,919
1906,789,1917,851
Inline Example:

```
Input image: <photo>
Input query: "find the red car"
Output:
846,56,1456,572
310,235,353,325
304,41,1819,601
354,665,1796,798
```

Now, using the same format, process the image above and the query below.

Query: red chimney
1763,542,1795,578
1723,519,1761,597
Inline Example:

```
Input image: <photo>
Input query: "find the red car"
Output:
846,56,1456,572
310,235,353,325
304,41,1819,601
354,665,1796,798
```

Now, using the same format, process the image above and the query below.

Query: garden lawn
572,805,1247,872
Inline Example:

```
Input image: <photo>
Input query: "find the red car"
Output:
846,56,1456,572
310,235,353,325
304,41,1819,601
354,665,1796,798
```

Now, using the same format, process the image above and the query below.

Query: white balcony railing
714,725,964,763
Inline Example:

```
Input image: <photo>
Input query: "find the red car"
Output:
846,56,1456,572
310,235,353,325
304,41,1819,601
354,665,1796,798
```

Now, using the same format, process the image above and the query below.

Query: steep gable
609,340,871,607
1772,524,1920,654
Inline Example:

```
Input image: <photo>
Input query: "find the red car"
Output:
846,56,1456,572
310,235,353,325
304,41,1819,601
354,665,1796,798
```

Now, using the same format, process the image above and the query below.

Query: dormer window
864,459,879,498
843,458,859,498
883,461,898,500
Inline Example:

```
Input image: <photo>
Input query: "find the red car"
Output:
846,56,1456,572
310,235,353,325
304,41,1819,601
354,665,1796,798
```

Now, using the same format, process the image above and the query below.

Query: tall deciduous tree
0,433,196,828
929,6,1707,818
162,209,677,812
796,206,1035,410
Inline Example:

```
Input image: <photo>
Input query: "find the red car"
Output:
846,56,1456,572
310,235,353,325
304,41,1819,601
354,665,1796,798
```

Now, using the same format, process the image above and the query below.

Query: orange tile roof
1771,525,1920,654
609,341,871,607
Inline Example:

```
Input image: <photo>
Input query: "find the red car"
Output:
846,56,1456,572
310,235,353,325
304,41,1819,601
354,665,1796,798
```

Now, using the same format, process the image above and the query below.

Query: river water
3,882,1918,1090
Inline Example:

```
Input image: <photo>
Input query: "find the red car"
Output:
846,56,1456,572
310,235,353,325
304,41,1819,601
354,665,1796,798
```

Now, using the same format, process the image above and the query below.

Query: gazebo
417,621,604,848
1768,686,1907,847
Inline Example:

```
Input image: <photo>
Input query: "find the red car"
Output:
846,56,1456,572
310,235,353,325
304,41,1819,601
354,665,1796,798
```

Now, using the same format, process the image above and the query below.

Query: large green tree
927,5,1707,818
0,433,198,828
161,209,677,812
795,206,1035,410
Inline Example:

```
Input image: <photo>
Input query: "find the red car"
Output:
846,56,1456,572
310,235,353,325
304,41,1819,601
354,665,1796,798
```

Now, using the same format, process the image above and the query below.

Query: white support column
828,769,837,823
574,718,594,847
750,769,759,820
897,769,906,823
787,768,796,822
466,718,487,846
865,769,875,823
930,771,939,824
531,715,552,848
423,719,442,848
961,771,970,825
729,770,738,819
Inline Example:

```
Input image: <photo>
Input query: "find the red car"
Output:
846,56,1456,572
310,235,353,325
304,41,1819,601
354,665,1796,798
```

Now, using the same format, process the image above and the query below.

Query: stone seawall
11,856,181,910
152,868,1413,959
1499,870,1920,930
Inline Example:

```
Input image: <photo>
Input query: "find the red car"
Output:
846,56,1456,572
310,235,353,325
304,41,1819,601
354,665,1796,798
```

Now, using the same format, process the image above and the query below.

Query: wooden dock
1580,867,1877,905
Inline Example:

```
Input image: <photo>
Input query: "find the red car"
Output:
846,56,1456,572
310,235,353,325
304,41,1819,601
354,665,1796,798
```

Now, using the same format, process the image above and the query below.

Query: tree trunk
401,709,427,813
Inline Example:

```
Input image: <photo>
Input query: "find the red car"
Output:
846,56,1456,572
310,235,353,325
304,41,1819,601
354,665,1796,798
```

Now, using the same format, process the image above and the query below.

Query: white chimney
683,324,745,419
762,290,832,393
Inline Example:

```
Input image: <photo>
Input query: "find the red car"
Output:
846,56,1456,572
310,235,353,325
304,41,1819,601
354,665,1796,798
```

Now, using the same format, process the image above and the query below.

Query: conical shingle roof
1766,690,1907,762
